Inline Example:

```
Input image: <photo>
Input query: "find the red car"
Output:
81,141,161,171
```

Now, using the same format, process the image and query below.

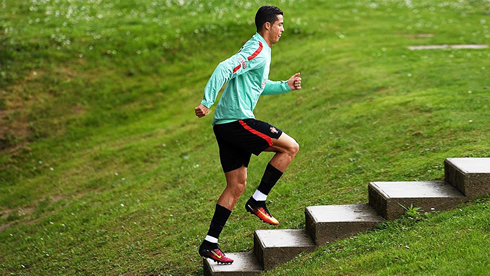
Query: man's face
269,14,284,45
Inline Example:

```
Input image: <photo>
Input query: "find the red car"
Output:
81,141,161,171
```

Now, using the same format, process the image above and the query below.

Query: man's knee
288,138,299,157
230,180,246,198
268,133,299,158
225,170,247,198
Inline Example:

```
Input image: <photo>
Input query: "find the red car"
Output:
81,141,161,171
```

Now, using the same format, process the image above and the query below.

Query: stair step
368,181,466,220
202,157,490,274
203,251,262,276
254,229,316,270
445,158,490,199
305,204,385,245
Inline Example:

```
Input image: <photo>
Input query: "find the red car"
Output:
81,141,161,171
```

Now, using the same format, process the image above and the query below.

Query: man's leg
199,166,247,264
246,133,299,225
217,166,248,210
266,132,300,171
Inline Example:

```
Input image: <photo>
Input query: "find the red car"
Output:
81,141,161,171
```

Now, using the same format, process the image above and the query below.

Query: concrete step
254,229,316,270
203,251,262,276
203,158,490,275
305,204,385,245
444,158,490,199
368,181,466,220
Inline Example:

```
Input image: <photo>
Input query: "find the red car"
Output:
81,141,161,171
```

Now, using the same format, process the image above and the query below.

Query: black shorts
213,119,283,172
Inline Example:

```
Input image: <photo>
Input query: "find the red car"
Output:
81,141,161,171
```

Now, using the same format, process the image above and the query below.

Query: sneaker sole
246,204,279,225
201,255,234,265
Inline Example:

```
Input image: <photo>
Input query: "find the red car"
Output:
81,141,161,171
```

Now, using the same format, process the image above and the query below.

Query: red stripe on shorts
238,119,273,147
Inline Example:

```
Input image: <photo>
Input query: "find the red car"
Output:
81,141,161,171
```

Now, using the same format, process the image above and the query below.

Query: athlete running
195,5,302,264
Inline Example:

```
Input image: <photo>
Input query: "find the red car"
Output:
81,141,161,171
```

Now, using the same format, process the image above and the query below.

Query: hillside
1,0,489,275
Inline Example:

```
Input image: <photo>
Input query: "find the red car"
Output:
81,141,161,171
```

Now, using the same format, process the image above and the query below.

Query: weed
401,203,423,219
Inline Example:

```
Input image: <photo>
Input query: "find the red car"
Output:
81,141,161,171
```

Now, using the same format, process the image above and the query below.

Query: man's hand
287,72,302,90
195,103,210,118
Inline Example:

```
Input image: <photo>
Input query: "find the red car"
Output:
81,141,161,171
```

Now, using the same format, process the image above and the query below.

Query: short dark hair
255,6,283,32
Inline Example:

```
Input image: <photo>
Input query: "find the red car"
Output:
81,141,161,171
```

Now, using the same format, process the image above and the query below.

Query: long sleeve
200,61,233,108
201,41,266,108
261,80,292,95
200,33,273,125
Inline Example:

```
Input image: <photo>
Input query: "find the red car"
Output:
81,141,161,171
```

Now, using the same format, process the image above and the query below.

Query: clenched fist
287,72,302,90
195,104,210,118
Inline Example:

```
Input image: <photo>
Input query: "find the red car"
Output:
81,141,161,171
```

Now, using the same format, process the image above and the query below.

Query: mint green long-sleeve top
200,33,292,125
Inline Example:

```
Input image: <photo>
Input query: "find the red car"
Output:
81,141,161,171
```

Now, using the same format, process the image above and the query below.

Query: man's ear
264,22,271,31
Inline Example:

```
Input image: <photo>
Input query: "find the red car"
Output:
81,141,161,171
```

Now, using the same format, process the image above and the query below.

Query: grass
1,0,489,275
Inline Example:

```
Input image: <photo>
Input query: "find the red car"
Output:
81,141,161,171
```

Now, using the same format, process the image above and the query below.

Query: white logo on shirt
238,56,246,69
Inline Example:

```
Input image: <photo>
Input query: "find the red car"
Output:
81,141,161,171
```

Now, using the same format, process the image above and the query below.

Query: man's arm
195,41,266,118
199,61,233,109
262,73,302,95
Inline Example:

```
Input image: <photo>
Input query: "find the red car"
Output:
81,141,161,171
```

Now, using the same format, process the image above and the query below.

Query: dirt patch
0,223,11,231
1,206,36,220
0,206,36,231
0,110,31,151
396,33,435,39
0,194,68,231
0,72,37,152
408,44,488,50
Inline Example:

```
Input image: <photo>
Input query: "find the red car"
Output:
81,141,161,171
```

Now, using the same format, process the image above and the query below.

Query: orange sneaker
245,197,279,225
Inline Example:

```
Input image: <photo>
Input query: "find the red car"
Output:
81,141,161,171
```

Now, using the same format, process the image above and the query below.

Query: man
195,5,302,264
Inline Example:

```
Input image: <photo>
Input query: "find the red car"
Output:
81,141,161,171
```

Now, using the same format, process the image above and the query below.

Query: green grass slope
1,0,489,275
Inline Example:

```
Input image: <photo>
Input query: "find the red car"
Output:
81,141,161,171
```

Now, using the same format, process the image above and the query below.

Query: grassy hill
1,0,489,275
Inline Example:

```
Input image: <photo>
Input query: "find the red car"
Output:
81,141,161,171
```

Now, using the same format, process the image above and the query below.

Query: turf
1,0,489,275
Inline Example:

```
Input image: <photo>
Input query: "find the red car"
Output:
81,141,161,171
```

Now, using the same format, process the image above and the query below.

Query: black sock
200,240,218,250
204,204,231,246
257,163,283,196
